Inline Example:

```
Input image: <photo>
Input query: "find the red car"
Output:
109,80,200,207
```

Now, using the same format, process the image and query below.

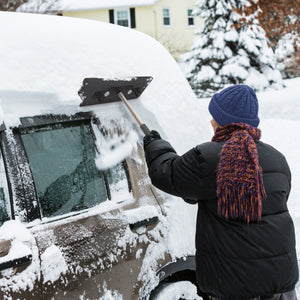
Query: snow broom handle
118,92,151,136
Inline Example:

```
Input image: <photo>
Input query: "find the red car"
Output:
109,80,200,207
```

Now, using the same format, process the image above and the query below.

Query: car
0,11,207,299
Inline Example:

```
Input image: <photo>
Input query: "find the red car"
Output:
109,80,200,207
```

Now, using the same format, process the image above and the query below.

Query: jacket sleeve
143,138,217,202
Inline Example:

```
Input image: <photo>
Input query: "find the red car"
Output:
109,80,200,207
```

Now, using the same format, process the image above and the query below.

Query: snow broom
78,76,153,136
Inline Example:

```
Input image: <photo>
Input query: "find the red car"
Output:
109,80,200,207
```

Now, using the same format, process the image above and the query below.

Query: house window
109,8,136,28
115,8,130,27
188,9,195,26
163,8,170,26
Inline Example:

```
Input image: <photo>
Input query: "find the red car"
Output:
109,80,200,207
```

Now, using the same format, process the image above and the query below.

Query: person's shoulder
195,141,223,153
256,140,286,159
194,141,223,163
256,140,291,174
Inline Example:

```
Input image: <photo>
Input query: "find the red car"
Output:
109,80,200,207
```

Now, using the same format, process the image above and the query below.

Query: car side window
0,148,11,226
20,122,108,218
106,162,130,198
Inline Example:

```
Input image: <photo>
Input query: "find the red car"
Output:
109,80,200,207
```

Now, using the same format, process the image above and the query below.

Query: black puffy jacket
144,138,298,299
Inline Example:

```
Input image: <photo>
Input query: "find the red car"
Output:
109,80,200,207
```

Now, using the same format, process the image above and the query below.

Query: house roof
60,0,160,12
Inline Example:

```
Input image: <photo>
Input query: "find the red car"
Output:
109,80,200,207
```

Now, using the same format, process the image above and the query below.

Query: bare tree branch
0,0,61,14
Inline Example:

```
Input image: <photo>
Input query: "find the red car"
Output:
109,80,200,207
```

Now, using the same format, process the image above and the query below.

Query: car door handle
129,216,159,230
0,254,32,271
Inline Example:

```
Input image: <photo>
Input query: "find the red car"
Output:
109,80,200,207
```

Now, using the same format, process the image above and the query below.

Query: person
143,85,299,299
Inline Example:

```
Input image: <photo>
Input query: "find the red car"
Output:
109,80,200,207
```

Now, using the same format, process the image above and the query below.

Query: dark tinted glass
117,10,129,27
106,162,129,197
21,123,107,218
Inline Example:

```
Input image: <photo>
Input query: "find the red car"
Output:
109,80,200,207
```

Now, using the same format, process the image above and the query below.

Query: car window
0,148,11,226
106,162,130,198
20,122,108,218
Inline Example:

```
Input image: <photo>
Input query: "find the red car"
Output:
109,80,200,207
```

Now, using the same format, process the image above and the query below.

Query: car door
6,112,163,299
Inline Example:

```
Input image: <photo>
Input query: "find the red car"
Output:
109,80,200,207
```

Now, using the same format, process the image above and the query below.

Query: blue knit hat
208,85,260,127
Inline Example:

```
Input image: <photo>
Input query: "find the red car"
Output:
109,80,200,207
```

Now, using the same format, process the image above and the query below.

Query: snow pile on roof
0,12,209,154
60,0,159,11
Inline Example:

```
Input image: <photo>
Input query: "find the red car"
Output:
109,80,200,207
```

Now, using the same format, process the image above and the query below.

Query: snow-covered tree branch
0,0,27,11
183,0,283,97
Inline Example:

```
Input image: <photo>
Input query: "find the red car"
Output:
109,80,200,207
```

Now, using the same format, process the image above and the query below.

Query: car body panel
0,113,175,299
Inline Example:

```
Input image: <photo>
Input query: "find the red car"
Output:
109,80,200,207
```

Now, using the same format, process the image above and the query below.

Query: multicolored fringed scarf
212,123,267,223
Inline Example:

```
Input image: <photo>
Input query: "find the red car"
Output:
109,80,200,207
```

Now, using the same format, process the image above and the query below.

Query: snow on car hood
0,12,210,154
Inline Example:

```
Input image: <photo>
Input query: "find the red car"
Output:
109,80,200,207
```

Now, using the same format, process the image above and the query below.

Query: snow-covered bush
183,0,283,97
275,33,300,79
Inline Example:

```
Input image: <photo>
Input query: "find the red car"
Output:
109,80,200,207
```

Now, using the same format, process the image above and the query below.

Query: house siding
62,0,203,59
152,0,203,58
63,9,109,23
135,6,156,38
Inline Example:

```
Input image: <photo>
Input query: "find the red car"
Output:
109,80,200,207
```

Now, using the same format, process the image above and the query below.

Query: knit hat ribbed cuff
209,95,260,127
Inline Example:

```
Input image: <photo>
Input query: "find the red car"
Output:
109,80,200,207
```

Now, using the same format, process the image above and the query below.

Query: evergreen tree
184,0,283,97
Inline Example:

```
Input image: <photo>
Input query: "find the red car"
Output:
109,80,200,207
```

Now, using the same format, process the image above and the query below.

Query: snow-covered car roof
0,12,209,153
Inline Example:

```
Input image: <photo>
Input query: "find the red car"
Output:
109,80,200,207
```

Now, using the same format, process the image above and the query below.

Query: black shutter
109,9,114,24
130,8,136,28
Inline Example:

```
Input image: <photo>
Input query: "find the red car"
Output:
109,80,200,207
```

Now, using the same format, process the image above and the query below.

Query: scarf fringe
213,123,267,223
217,180,266,223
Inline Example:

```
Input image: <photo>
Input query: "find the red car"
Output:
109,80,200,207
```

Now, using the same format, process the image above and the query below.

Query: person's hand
143,130,161,147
